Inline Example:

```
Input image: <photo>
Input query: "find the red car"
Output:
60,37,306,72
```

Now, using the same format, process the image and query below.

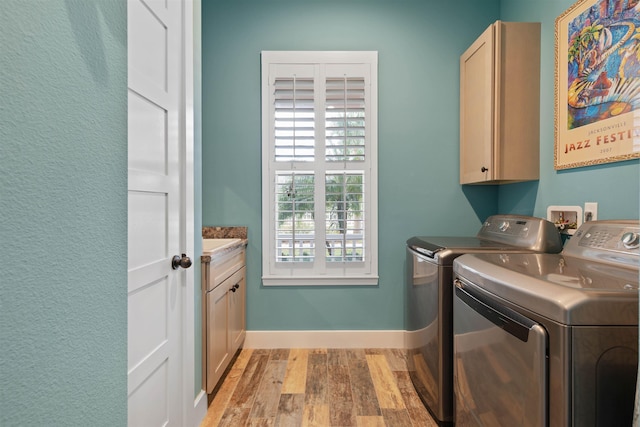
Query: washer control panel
481,217,531,237
477,215,563,253
566,221,640,266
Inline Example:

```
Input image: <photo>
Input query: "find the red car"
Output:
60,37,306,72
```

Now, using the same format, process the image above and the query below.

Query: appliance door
406,247,452,424
453,279,547,427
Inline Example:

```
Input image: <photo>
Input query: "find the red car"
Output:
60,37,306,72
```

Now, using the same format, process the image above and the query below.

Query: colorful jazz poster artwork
566,0,640,130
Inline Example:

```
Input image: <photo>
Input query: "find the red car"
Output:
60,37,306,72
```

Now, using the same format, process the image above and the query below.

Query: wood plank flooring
200,348,439,427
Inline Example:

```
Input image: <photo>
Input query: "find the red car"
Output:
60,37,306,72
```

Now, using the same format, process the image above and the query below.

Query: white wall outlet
547,205,583,235
584,202,598,222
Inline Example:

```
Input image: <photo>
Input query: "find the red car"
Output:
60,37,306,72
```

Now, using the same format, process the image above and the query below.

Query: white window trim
261,51,378,286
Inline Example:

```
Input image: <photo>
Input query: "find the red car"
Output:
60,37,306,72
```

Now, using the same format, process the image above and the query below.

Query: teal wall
1,1,127,425
498,0,640,218
202,0,502,331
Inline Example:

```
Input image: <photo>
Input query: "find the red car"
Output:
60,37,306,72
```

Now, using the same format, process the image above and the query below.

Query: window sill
262,275,379,287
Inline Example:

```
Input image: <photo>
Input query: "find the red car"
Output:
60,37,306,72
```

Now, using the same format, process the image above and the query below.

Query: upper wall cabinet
460,21,541,185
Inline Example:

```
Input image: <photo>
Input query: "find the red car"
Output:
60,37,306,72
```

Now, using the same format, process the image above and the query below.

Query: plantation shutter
274,77,315,162
262,51,378,286
325,77,366,162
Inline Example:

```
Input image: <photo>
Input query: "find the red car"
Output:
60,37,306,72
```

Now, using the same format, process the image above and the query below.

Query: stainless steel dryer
406,215,562,425
453,220,639,426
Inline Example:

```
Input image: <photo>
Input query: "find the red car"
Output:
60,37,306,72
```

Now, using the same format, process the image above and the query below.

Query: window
261,51,378,286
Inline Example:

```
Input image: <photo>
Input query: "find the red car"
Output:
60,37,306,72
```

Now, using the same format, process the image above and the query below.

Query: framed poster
555,0,640,170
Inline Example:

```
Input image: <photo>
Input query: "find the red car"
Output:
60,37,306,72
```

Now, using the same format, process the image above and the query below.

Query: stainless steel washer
406,215,562,425
453,220,639,426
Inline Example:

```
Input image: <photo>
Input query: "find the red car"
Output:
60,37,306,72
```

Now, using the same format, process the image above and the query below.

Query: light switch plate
584,202,598,222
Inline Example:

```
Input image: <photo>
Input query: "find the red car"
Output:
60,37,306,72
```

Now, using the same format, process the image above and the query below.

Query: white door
127,0,185,425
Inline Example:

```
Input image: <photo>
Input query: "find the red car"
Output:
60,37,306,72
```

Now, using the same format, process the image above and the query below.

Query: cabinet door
206,282,229,393
228,267,246,353
494,22,541,183
460,24,494,184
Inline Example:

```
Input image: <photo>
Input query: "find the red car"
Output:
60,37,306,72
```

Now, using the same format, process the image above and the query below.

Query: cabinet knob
481,166,488,172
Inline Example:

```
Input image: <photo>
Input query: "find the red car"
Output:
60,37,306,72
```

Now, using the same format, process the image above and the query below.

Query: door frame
180,0,208,425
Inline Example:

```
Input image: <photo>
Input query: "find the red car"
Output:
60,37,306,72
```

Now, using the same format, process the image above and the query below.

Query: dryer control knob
499,221,510,232
621,232,640,249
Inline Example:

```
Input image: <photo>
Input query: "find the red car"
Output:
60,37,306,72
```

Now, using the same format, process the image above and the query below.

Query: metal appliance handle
407,245,440,259
454,278,537,343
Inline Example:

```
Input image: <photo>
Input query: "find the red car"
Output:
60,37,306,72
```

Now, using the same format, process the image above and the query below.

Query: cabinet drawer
207,249,245,290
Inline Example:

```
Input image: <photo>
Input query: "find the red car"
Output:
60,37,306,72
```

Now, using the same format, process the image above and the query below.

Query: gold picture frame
554,0,640,170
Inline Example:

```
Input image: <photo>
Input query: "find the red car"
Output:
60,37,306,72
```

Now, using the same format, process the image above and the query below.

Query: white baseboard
244,330,407,349
190,390,208,427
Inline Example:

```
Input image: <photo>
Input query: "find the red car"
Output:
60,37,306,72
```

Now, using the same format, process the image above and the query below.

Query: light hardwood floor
200,348,439,427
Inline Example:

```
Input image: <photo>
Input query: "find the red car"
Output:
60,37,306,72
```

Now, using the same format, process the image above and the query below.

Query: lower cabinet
203,247,246,394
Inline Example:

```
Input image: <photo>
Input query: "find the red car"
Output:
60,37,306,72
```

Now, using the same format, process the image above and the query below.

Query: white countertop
202,238,244,257
203,238,240,252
